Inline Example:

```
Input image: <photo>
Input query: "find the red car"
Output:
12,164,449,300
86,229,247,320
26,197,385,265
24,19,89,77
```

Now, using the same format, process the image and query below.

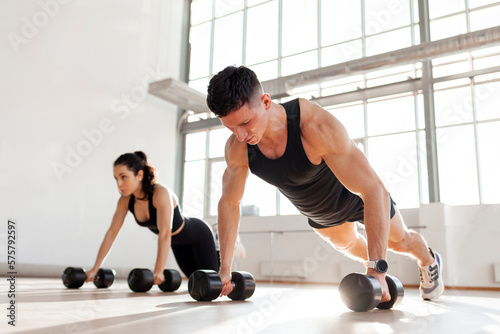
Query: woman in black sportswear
85,151,219,285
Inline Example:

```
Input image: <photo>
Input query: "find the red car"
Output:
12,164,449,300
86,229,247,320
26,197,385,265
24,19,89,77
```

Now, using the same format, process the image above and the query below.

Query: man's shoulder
298,99,329,134
298,98,350,155
225,134,249,165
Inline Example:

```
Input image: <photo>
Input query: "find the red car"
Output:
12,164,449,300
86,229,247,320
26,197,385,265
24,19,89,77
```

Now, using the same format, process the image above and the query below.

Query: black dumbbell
62,267,115,289
127,268,182,292
94,268,116,288
159,269,182,292
188,269,255,301
339,273,404,312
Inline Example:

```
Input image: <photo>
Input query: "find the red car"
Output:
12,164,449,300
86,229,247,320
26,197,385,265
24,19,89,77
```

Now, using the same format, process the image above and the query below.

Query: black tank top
247,98,365,227
128,192,184,234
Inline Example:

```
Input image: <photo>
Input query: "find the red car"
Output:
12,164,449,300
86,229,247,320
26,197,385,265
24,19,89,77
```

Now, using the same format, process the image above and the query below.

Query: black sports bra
128,193,184,234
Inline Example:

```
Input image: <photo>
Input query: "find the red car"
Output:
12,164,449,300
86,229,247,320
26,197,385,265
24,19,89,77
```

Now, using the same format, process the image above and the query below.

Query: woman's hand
85,268,99,283
219,271,233,296
153,270,165,286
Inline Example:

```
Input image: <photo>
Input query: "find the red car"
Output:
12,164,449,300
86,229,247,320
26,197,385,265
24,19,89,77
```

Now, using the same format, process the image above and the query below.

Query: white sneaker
419,249,444,300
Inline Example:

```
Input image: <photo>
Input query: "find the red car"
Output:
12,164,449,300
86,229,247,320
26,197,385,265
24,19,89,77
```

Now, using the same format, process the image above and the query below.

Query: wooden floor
1,277,499,334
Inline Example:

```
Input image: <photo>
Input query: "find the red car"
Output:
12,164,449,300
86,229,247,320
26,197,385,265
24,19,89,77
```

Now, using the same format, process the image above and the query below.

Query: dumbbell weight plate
188,270,223,301
62,267,86,289
94,268,116,289
227,271,256,301
377,275,404,309
339,273,382,312
128,268,154,292
159,269,182,292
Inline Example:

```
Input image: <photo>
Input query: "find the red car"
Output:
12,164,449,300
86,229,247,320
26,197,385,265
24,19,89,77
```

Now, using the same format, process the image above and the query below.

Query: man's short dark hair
206,66,262,118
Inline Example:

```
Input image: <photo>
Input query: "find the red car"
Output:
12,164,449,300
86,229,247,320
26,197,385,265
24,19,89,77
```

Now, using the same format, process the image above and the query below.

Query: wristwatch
365,259,388,273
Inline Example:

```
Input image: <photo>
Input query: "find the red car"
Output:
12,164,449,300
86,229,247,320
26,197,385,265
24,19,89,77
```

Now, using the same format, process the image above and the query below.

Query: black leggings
171,217,219,278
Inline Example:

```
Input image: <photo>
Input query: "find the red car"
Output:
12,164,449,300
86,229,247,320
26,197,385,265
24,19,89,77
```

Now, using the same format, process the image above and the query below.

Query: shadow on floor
17,288,191,303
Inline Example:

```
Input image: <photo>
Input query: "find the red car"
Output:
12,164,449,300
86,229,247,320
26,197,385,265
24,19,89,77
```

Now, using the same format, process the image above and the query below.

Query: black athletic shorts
308,196,397,229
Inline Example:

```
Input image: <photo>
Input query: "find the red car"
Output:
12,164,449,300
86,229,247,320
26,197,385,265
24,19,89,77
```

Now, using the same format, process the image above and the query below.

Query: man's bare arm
300,98,391,263
218,135,249,295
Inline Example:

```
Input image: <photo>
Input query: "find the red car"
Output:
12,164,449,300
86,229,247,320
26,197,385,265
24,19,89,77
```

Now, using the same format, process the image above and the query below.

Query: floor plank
1,278,499,333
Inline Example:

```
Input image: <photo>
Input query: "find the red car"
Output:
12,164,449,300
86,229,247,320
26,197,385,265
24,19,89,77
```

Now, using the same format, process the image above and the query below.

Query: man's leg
386,205,433,266
388,205,444,300
314,208,434,265
315,207,443,300
314,222,368,262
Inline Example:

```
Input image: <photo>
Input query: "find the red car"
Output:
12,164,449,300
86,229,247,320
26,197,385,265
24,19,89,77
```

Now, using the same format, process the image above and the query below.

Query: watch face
377,260,388,273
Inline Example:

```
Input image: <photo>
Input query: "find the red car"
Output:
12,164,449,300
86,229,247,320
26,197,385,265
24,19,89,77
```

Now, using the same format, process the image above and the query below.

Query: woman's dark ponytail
114,151,156,200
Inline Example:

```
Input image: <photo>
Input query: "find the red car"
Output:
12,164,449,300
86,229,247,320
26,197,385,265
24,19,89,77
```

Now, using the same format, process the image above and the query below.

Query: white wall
0,0,186,277
207,203,500,288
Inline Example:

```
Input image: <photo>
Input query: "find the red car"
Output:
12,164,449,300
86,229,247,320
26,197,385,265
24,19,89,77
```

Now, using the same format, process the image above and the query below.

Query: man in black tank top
206,66,444,303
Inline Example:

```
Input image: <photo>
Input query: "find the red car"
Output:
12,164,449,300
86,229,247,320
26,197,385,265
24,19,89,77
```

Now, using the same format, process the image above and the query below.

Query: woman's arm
152,186,174,285
85,196,128,282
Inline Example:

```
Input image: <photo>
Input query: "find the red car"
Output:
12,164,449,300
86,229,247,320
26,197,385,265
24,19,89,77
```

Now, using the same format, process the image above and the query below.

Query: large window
329,93,428,209
184,0,500,218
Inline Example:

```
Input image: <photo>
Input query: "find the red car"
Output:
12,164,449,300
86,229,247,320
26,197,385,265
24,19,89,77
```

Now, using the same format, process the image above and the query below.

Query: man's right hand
219,271,233,296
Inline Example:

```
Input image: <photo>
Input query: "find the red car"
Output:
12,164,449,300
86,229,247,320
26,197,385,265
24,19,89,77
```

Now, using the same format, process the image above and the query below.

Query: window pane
189,22,212,80
475,81,500,121
248,0,268,6
413,24,421,44
210,161,226,216
191,0,213,25
321,75,365,95
368,132,420,208
364,0,410,35
413,0,420,23
246,1,278,65
367,96,416,136
213,12,243,73
470,5,500,31
429,0,465,19
279,193,300,215
282,0,317,56
281,50,318,76
430,14,467,41
321,40,363,67
242,173,277,216
469,0,500,9
434,86,474,127
249,60,279,81
477,122,500,204
209,128,231,158
432,60,470,78
185,132,207,161
417,94,425,130
473,54,500,71
329,104,365,139
365,27,412,57
215,0,243,17
321,0,361,46
366,64,416,87
418,130,429,204
183,160,206,217
437,125,480,205
189,77,210,95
